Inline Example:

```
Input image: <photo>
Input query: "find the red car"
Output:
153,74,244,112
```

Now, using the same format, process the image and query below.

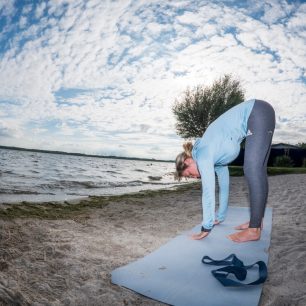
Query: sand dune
0,174,305,305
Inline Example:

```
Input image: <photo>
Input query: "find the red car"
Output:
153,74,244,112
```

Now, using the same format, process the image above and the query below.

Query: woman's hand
191,231,209,240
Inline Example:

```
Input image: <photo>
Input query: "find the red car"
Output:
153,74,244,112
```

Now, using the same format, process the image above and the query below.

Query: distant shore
0,145,173,163
0,175,305,305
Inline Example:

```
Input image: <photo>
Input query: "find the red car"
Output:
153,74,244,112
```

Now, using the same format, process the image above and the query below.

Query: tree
296,142,306,149
172,74,245,139
273,155,294,167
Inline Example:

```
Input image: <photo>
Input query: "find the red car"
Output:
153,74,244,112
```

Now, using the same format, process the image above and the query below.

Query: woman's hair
174,142,193,181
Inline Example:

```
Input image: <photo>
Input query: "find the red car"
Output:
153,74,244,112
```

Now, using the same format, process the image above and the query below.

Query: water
0,148,181,204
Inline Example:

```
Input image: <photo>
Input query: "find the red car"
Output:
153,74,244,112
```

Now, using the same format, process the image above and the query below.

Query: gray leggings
244,100,275,228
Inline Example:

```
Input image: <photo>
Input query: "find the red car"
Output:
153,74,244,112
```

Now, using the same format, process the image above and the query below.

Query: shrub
273,155,294,167
302,158,306,168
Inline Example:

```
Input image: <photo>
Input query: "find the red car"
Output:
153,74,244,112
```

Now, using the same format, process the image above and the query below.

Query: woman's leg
228,100,275,242
244,100,275,228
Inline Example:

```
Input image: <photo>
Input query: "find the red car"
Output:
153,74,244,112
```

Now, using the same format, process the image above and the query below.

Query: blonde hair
174,142,193,181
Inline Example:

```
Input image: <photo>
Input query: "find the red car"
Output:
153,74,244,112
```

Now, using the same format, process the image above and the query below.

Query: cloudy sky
0,0,305,160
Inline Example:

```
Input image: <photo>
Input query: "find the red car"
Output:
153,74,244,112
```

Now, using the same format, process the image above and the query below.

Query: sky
0,0,305,160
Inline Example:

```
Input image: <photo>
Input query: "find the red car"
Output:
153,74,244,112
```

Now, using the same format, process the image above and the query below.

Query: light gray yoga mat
111,207,272,306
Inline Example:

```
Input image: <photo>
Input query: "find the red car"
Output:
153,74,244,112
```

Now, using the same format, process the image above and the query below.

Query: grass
0,198,107,220
229,166,306,176
267,167,306,175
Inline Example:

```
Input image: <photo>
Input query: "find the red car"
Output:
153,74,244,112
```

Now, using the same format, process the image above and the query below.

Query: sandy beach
0,174,305,306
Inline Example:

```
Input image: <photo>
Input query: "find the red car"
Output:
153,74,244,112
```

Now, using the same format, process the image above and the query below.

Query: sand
0,174,305,306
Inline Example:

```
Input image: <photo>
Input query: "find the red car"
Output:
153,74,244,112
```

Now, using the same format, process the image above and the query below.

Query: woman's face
182,158,200,178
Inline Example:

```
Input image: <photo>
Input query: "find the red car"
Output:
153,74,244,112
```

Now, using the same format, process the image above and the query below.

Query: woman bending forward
175,99,275,243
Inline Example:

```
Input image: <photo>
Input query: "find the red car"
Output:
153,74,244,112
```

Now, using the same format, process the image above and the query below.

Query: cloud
0,1,16,18
0,119,23,139
0,0,305,159
35,2,47,19
261,0,294,24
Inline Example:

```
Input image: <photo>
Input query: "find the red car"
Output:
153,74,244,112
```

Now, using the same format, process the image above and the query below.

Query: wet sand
0,174,305,305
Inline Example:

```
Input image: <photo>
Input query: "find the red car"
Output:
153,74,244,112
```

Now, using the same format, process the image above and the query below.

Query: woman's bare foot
227,228,261,243
234,221,250,230
234,221,263,230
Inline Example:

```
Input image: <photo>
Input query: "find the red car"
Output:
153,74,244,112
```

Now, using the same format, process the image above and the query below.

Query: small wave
3,170,14,174
0,189,54,195
141,181,174,186
135,169,148,173
105,170,120,174
148,176,162,181
40,181,102,189
164,172,176,176
107,181,142,188
48,180,144,189
126,180,143,186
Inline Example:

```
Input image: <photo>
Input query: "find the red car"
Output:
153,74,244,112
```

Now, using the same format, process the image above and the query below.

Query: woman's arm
215,165,229,222
198,159,216,231
191,159,216,240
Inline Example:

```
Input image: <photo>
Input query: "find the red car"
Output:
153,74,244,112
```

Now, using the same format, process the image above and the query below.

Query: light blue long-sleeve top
191,99,255,230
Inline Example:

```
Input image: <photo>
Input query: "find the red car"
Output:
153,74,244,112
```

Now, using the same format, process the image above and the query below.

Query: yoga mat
111,207,272,306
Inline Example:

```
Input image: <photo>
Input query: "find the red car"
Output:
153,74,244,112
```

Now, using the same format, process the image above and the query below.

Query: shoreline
0,183,199,219
2,171,306,209
0,174,305,305
0,183,187,207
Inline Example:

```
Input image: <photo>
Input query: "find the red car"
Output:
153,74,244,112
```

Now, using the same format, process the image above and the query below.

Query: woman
175,99,275,243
